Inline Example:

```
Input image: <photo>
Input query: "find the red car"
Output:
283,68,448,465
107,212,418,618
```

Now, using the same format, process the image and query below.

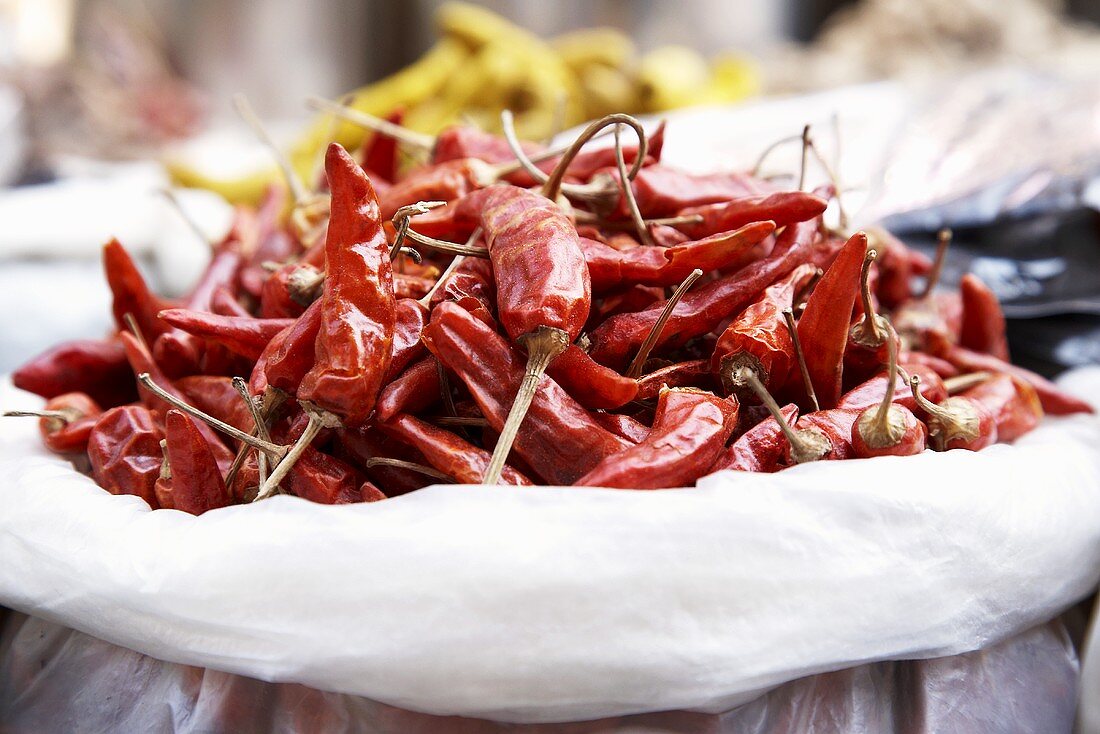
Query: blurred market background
1,0,1099,372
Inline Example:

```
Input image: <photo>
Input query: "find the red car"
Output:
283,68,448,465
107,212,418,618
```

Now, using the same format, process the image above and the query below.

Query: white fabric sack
1,370,1099,724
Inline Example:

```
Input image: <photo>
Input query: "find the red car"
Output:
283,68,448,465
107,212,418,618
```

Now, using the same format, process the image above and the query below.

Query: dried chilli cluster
6,109,1094,514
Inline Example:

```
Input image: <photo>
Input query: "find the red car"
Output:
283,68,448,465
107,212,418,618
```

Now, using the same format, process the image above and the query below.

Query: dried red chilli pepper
574,388,739,489
836,363,948,413
636,359,715,401
711,263,819,396
297,144,395,426
359,108,404,183
850,328,927,458
909,375,997,451
794,231,868,409
261,263,315,319
357,481,388,503
383,299,429,381
865,227,931,310
335,426,435,496
103,238,175,341
446,184,592,483
588,217,820,369
844,249,901,384
935,343,1093,416
119,331,235,470
960,373,1043,443
898,350,959,379
590,284,664,324
675,191,828,240
422,301,628,486
737,366,854,464
4,392,102,454
87,404,164,507
158,309,294,361
375,356,442,422
959,273,1010,361
546,345,638,410
580,220,775,292
590,411,651,444
604,165,772,219
12,337,136,408
383,413,533,486
156,409,231,515
250,301,320,395
710,403,799,473
240,184,296,298
210,286,252,318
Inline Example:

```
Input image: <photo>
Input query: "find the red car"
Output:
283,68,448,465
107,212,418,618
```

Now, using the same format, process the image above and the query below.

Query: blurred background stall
0,0,1098,372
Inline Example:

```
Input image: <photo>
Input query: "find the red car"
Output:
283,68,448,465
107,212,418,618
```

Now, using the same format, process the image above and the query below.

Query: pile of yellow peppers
169,2,757,204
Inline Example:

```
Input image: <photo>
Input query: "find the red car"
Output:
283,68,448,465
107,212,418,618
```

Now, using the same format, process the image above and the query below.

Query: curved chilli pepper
546,346,638,410
157,410,230,515
422,301,628,486
604,165,771,219
588,217,820,369
247,306,308,394
710,403,799,473
792,231,868,409
158,310,294,361
4,392,102,454
375,356,442,423
119,331,235,471
475,183,592,483
12,337,136,408
383,299,429,381
649,224,691,247
959,273,1010,361
636,359,715,401
383,413,533,486
676,191,829,240
87,405,164,507
836,363,948,413
909,375,997,452
580,220,776,292
936,343,1093,416
574,388,739,489
711,263,819,396
961,373,1043,443
590,412,651,444
103,238,175,342
297,144,395,426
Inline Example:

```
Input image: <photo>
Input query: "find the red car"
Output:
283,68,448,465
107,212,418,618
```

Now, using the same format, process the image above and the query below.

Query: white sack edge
1,371,1099,724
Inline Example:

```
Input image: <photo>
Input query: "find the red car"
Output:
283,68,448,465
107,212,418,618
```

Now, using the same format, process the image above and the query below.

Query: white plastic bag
1,371,1099,723
0,609,1078,733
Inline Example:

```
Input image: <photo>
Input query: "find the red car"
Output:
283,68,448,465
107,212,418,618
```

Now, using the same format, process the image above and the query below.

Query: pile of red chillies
7,112,1094,515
